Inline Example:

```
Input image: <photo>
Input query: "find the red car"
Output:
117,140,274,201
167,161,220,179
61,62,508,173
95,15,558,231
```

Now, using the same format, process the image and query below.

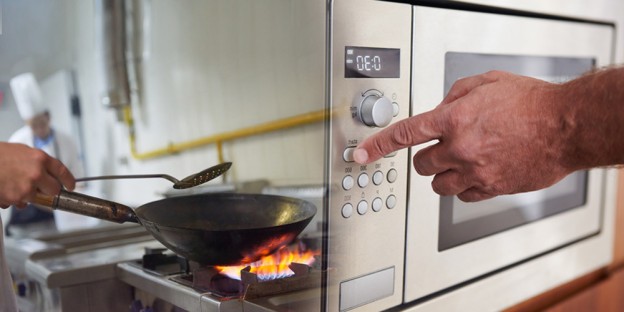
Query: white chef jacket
8,126,84,179
0,217,17,312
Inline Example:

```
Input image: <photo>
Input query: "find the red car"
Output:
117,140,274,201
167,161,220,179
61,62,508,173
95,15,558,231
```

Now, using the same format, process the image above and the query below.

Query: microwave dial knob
359,94,393,127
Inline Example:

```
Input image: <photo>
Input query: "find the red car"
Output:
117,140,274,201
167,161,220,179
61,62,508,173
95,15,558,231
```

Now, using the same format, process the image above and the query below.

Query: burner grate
169,262,321,299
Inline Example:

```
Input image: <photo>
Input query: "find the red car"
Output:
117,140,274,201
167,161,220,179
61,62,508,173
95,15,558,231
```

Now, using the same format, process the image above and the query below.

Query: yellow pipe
216,141,224,164
125,108,327,161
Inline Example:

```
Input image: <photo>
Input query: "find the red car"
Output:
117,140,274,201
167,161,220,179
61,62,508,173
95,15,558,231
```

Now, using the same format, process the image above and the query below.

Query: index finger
354,110,444,164
45,157,76,192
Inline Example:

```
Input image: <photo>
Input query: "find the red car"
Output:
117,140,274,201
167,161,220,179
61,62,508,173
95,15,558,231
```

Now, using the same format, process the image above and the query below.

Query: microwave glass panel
438,52,595,251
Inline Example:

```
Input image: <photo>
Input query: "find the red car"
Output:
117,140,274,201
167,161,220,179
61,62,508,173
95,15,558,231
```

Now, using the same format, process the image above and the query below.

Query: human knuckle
412,157,424,175
431,175,454,196
458,191,482,202
486,182,505,195
11,189,30,204
431,177,445,195
452,77,469,89
27,169,44,183
445,107,464,130
483,70,505,79
32,149,48,164
449,141,475,161
456,192,472,202
471,168,491,187
19,182,36,196
56,164,69,177
370,138,388,157
391,122,414,147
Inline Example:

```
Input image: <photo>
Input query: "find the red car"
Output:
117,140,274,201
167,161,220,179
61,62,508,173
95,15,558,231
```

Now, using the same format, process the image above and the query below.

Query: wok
34,191,317,266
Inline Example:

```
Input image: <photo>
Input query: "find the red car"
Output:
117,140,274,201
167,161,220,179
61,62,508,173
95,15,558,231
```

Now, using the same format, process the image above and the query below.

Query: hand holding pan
34,191,316,266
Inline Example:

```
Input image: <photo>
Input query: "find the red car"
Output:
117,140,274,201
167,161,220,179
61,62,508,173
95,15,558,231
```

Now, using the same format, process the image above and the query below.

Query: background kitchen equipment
33,191,317,265
5,224,154,312
75,161,232,189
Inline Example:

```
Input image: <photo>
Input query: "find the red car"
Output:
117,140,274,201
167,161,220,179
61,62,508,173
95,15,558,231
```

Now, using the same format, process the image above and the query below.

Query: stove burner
137,244,322,300
172,268,243,297
138,247,188,276
169,262,321,299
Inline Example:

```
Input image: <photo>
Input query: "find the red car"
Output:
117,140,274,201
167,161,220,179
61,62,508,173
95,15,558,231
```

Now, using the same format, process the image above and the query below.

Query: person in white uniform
6,73,84,237
0,142,76,312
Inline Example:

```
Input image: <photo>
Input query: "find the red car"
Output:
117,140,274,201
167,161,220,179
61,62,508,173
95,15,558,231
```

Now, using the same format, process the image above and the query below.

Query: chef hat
10,72,47,120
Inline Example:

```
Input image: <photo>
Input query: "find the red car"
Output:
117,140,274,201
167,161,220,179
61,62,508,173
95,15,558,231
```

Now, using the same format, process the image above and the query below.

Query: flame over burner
215,245,320,281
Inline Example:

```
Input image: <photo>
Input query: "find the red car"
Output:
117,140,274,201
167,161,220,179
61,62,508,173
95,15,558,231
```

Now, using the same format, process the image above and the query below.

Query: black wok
34,191,317,266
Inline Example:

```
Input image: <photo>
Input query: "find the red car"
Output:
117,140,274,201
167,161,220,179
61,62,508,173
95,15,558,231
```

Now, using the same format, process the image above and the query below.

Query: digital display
345,46,400,78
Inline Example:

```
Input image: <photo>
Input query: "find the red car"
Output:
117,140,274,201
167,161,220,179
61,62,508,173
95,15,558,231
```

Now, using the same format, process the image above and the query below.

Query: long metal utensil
76,162,232,189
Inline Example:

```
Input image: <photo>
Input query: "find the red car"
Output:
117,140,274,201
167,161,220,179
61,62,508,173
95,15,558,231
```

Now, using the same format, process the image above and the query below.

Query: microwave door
404,6,613,303
438,52,594,251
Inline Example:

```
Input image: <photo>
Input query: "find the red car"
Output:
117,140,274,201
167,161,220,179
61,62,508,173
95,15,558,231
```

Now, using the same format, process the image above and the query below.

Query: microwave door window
438,53,594,251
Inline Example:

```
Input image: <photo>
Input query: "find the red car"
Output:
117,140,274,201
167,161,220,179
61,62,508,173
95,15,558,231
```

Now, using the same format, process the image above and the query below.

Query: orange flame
216,245,320,281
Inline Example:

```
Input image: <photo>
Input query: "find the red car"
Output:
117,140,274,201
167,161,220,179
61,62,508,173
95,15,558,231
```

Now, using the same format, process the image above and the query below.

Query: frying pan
34,191,317,266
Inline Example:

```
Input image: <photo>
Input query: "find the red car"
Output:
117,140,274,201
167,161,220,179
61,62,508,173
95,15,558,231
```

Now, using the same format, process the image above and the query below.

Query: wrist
556,67,624,170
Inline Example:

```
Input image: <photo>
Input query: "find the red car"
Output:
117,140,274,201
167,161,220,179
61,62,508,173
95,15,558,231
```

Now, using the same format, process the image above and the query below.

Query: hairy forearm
558,67,624,170
355,69,624,201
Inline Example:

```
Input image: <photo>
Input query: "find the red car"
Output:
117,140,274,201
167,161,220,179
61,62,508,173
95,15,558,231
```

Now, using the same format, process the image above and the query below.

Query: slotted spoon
76,162,232,189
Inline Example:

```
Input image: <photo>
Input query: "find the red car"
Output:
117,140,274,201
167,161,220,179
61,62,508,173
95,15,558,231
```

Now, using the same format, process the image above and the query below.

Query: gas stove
15,184,325,312
117,243,323,312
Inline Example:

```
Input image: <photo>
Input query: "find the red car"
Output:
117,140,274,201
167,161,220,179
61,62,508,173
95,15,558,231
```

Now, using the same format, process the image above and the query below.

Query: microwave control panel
327,0,412,311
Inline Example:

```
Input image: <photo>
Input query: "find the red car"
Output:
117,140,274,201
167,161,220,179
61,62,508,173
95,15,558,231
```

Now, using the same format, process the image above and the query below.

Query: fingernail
353,148,369,164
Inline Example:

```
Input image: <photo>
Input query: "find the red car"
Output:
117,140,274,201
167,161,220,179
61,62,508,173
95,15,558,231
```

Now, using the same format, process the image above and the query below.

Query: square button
343,147,356,162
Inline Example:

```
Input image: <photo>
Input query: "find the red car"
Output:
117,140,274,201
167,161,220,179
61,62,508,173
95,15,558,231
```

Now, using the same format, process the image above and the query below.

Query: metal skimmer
76,162,232,189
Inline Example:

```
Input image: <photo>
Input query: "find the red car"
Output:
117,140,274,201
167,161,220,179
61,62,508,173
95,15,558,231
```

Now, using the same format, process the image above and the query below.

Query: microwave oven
325,0,616,311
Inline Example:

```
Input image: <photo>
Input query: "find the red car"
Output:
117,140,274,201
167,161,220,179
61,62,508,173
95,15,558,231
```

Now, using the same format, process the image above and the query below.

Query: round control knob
358,94,394,127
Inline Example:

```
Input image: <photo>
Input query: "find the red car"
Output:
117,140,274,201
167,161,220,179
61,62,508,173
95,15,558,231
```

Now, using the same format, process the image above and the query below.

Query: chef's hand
353,71,573,202
0,142,75,208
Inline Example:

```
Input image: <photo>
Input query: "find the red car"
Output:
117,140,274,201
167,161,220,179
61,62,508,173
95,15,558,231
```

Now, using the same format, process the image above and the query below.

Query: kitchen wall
0,0,74,140
68,0,327,205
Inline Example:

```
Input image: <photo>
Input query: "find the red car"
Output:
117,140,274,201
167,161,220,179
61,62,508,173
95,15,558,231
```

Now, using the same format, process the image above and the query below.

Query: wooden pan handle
33,190,140,224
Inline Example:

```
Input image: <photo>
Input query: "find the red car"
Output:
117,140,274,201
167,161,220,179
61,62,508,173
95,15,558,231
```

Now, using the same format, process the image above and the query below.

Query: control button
372,197,383,212
358,173,369,188
357,200,368,215
384,151,398,158
358,94,394,127
343,147,355,162
386,195,397,209
372,171,384,185
392,102,400,117
342,203,353,218
342,175,354,190
387,169,398,183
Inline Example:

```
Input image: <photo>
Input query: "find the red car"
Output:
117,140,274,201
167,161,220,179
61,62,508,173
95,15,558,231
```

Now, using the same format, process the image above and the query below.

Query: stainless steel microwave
325,0,616,311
